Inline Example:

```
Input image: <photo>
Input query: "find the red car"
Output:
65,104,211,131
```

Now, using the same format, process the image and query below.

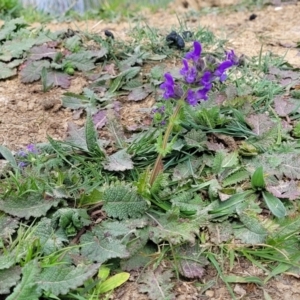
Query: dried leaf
128,84,152,101
267,180,300,200
274,95,300,117
46,70,71,89
246,113,275,135
93,110,107,129
103,149,134,171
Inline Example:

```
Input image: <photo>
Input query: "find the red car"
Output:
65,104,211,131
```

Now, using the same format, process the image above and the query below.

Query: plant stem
149,101,184,186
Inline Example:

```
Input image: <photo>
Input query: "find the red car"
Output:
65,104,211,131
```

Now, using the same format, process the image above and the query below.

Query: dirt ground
1,0,300,299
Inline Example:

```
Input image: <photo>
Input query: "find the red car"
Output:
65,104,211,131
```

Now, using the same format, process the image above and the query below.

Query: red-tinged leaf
246,113,275,135
20,60,50,83
274,95,299,117
267,180,300,200
46,70,71,89
179,260,205,280
93,110,107,129
128,84,153,101
28,45,57,61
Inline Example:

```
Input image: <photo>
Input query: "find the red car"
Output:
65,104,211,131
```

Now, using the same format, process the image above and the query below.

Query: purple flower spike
160,73,175,99
214,60,233,82
226,50,239,65
197,86,210,101
185,66,197,84
180,59,189,76
201,71,213,88
186,89,198,106
185,41,202,62
26,144,38,154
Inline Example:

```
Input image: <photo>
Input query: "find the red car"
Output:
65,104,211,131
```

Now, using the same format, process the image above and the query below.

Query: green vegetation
0,2,300,299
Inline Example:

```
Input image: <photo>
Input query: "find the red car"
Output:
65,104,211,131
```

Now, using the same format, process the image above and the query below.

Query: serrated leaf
3,38,37,58
262,191,286,218
66,122,87,151
0,265,22,295
20,60,50,83
34,218,68,255
103,149,133,171
102,184,148,219
7,260,41,300
0,254,15,270
46,70,70,89
0,193,60,219
0,214,19,239
239,212,268,235
65,35,81,52
80,226,129,263
138,266,175,300
246,114,275,135
0,18,27,41
28,45,57,60
127,85,152,101
0,63,17,79
148,213,201,245
234,227,266,244
35,263,100,296
63,52,96,71
85,114,101,153
172,157,202,181
222,151,238,168
62,93,90,109
150,65,164,79
222,170,249,187
184,128,206,149
266,180,300,200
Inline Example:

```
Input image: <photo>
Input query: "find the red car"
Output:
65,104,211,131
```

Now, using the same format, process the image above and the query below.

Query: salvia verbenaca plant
150,41,239,185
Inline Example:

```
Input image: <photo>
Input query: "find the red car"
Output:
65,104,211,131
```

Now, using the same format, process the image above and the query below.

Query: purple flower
180,59,189,76
185,66,197,84
197,86,210,101
17,150,27,157
214,60,233,82
185,41,202,62
186,89,198,106
200,71,213,89
26,144,38,154
160,73,175,99
18,161,28,168
225,50,239,65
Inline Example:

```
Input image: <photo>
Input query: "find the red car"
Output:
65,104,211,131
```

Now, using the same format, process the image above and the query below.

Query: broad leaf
103,149,134,171
7,260,41,300
80,226,129,263
0,193,60,219
102,184,148,219
0,63,17,79
267,180,300,200
138,266,175,300
246,114,275,135
20,60,50,83
0,214,19,239
35,263,100,296
63,52,96,71
127,84,152,101
28,45,57,60
0,145,18,169
0,266,22,295
262,191,286,218
66,122,87,151
46,70,70,89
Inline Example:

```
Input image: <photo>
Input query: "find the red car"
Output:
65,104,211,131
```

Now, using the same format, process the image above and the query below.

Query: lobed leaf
0,266,22,295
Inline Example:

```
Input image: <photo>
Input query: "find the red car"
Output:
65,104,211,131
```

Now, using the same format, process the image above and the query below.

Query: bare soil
1,0,300,298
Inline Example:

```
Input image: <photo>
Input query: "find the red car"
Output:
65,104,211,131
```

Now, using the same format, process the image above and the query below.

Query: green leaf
138,267,175,300
34,218,68,255
0,254,15,270
221,151,238,168
103,149,134,171
7,260,41,300
98,272,130,294
102,184,149,219
0,266,22,295
63,52,96,71
0,145,18,169
262,191,286,218
35,263,100,296
0,63,17,79
85,114,101,154
80,226,129,263
251,166,265,189
0,193,60,219
148,213,202,245
234,227,266,244
0,214,19,239
184,128,206,150
224,275,263,285
222,170,250,187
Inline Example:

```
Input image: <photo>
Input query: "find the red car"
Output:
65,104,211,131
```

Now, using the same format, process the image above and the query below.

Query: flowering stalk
150,101,184,185
149,41,239,186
